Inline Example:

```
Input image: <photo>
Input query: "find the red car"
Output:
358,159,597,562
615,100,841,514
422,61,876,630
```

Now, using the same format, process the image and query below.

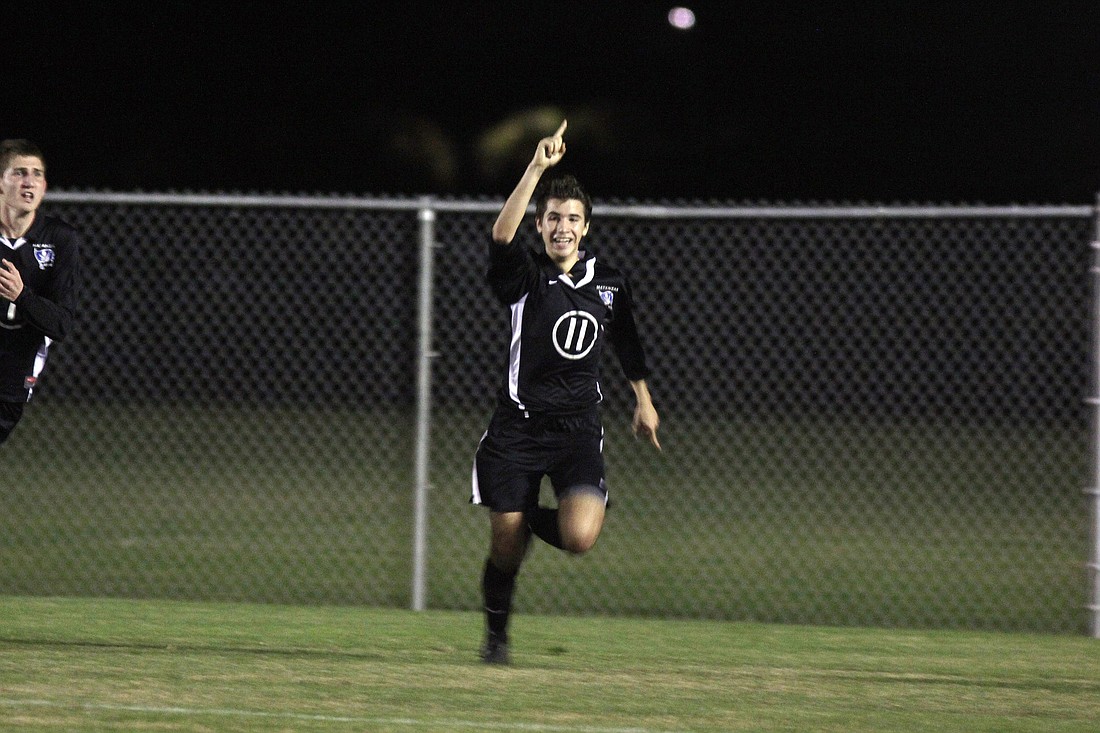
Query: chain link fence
1,192,1094,634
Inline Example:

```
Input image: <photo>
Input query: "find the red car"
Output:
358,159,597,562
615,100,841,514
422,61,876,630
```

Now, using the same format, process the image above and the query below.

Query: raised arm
491,119,568,245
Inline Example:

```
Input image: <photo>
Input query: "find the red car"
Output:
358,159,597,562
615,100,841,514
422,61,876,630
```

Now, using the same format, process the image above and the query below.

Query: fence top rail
47,190,1096,220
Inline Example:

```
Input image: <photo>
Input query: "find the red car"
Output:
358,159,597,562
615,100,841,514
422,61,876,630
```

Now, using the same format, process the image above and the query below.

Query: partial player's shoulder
489,235,534,263
592,258,629,286
30,215,83,249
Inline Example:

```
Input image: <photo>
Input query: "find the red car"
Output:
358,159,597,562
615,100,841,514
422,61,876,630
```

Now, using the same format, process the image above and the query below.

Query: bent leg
527,505,564,549
556,487,606,555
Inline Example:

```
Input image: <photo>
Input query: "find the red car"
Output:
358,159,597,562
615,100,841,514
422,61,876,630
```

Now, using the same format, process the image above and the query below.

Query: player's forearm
14,289,74,341
492,163,546,245
629,378,655,409
629,378,661,450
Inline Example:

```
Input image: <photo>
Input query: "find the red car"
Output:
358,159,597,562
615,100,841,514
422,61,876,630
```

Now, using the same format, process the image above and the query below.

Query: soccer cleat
480,632,510,665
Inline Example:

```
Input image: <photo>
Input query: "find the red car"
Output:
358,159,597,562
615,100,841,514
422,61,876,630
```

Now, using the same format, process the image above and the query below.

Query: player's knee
560,520,601,554
561,531,599,555
489,519,530,570
490,535,528,569
557,486,606,554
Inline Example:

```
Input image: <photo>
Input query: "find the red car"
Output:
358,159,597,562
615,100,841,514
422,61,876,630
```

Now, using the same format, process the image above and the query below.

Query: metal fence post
411,202,437,611
1089,193,1100,637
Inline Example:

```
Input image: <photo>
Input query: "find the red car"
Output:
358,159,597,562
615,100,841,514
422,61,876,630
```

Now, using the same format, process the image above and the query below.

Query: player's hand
0,259,23,301
632,402,661,451
531,119,567,170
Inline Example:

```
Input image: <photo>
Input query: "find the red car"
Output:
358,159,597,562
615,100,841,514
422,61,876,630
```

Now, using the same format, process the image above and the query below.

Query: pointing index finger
554,119,567,137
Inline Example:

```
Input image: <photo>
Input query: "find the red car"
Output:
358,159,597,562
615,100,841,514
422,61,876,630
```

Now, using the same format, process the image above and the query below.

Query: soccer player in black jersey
471,120,660,664
0,139,81,445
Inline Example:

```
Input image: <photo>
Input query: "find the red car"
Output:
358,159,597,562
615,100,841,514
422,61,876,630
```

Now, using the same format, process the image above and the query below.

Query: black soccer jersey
0,215,81,402
487,238,649,414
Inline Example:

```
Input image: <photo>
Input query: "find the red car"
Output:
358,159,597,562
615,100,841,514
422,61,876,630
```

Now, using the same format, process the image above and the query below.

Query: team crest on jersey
597,284,617,309
32,244,55,269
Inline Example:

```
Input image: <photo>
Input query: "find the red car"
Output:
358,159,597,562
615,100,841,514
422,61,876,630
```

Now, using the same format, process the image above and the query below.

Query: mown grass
1,596,1098,732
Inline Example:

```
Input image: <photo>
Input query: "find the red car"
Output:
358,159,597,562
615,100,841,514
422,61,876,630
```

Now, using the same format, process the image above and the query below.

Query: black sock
527,506,564,549
482,558,518,640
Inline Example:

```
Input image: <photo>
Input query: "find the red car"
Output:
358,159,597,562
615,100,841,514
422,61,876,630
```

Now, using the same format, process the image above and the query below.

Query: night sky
15,1,1100,203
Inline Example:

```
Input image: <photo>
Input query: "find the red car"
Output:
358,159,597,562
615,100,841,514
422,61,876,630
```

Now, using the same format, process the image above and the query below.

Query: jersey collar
540,250,596,289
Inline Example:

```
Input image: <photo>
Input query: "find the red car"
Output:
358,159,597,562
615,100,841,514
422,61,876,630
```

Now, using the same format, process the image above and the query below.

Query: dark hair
534,174,592,222
0,139,46,173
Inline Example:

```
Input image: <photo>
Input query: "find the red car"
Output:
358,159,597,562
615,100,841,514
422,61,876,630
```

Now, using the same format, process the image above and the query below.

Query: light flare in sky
667,7,696,30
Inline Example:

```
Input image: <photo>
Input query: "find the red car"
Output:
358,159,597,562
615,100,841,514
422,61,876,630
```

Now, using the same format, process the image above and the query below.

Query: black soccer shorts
471,405,607,512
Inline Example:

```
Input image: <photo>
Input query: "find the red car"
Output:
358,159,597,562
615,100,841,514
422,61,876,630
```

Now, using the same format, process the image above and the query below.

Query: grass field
1,595,1099,732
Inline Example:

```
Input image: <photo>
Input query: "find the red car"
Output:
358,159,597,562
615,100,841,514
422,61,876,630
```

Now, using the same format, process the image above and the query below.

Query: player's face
537,198,590,266
0,156,47,215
